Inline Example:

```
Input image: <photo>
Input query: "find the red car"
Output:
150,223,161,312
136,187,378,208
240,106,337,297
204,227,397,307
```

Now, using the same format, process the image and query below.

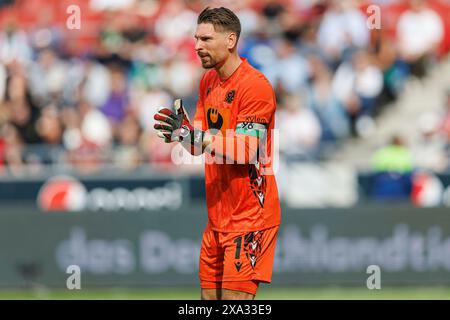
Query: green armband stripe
236,122,266,138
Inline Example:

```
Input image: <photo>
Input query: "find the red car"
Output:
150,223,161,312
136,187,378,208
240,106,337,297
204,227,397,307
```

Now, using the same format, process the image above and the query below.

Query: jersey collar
218,57,248,86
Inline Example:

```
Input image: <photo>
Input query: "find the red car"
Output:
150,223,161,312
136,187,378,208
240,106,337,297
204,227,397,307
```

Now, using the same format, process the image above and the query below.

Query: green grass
0,287,449,300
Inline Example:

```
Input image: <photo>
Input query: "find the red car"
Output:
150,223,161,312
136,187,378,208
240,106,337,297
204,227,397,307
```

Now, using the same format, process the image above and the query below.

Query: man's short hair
197,7,241,41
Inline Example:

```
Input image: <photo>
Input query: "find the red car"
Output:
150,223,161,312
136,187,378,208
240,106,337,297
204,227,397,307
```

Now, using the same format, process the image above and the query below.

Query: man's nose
195,40,203,52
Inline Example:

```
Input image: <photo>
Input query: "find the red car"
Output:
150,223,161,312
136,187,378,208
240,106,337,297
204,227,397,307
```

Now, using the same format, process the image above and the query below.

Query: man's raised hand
153,99,193,143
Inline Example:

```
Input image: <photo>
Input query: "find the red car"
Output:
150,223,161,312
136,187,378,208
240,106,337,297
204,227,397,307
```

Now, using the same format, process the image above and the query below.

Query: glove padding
154,99,194,143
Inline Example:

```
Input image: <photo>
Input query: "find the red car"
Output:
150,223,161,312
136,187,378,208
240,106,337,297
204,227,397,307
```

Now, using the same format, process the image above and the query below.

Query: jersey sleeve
235,77,276,136
237,79,276,129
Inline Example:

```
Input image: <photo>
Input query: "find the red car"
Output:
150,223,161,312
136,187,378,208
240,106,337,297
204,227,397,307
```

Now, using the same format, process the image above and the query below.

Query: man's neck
216,54,242,81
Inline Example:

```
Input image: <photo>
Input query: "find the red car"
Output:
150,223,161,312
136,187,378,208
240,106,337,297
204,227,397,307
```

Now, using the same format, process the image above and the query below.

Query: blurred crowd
1,0,450,176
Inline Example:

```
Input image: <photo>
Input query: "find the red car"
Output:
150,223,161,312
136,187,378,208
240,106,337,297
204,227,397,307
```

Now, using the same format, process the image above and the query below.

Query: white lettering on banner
273,225,450,273
55,228,200,275
38,176,183,212
56,228,136,274
139,231,171,273
55,225,450,276
140,231,200,274
86,182,183,211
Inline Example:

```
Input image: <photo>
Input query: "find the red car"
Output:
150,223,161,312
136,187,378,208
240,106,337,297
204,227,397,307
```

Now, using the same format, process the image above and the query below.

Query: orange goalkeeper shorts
199,224,279,295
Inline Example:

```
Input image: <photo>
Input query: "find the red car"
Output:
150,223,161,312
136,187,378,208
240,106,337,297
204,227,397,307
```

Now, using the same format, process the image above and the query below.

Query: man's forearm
201,132,259,164
180,130,207,156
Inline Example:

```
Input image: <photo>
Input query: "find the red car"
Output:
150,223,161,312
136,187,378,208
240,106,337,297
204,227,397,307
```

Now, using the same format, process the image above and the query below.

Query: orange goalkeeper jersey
193,58,281,232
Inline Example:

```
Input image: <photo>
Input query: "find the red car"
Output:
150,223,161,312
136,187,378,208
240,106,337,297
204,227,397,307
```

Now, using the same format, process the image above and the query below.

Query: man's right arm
154,75,207,156
182,74,207,156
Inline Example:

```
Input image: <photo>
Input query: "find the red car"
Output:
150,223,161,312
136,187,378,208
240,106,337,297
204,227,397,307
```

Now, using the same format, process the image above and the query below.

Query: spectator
277,92,322,160
0,123,6,173
162,54,199,98
29,7,63,51
0,23,32,65
100,65,129,123
133,86,173,132
317,0,369,68
396,0,444,77
438,88,450,141
67,100,111,173
370,135,414,201
306,55,350,143
372,135,413,173
28,48,67,105
81,60,111,109
1,123,25,176
238,27,277,71
298,20,326,61
412,111,448,172
4,74,42,144
82,101,112,148
0,0,447,176
0,62,6,104
233,0,260,39
36,104,62,145
114,113,141,170
263,36,310,94
332,50,383,136
90,0,135,11
154,0,197,55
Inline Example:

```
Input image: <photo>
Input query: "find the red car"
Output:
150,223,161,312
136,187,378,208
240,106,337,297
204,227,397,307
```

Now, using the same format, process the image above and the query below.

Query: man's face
194,23,231,69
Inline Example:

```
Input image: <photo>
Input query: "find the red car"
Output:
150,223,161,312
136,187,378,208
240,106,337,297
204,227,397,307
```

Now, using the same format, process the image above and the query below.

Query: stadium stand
1,0,450,205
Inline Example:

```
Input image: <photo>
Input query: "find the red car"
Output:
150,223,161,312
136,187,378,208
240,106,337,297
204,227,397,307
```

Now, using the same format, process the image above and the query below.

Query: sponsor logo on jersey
245,115,267,124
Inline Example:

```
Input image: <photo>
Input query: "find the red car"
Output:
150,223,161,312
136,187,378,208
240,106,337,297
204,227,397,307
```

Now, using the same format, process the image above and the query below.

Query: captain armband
235,122,267,138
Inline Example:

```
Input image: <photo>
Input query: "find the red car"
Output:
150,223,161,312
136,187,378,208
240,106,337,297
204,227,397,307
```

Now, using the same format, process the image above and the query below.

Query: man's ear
227,32,238,50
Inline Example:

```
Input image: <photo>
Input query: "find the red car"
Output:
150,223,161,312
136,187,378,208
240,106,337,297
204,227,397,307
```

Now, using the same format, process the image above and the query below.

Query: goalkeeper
154,6,281,300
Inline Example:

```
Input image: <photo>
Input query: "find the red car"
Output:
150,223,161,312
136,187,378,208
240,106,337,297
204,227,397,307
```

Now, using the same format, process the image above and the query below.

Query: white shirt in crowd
397,8,444,57
317,7,369,57
332,61,383,103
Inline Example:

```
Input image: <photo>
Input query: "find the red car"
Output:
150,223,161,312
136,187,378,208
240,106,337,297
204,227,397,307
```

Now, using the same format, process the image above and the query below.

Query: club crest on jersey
225,90,236,103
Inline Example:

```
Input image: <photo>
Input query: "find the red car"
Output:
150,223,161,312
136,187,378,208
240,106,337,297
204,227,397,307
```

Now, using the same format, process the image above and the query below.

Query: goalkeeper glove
153,99,204,147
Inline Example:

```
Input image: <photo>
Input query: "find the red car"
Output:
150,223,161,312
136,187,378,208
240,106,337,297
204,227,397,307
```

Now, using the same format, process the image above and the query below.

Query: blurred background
1,0,450,299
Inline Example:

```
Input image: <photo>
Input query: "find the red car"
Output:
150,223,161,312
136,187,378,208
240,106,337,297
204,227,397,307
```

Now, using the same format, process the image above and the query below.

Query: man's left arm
154,85,275,164
202,90,275,164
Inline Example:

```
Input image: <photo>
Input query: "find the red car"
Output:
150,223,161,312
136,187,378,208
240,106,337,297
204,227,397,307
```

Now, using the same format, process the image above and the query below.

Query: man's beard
202,61,217,69
200,55,217,69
